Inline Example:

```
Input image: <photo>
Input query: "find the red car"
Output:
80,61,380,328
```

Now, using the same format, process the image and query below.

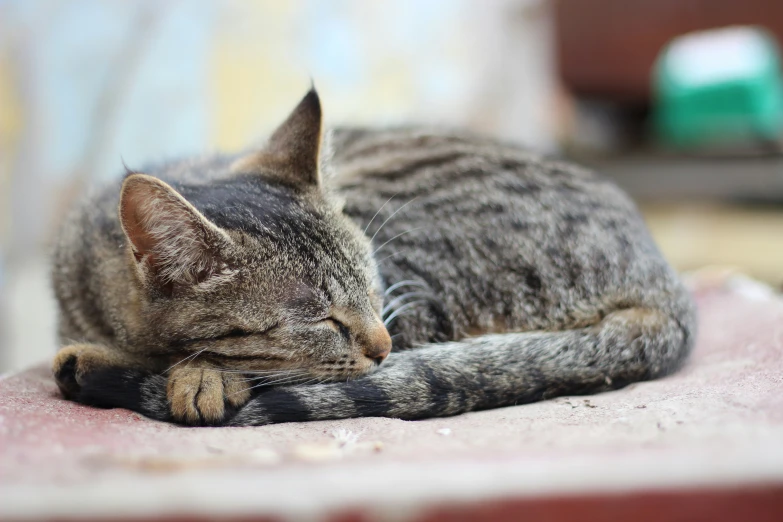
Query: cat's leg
54,344,251,425
52,343,143,400
54,344,174,422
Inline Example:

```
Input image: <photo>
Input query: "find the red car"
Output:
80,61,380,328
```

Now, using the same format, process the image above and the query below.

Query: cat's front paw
167,366,250,425
52,344,121,399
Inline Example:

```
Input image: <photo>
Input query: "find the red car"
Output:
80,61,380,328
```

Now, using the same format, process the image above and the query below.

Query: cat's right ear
119,174,235,293
231,88,324,188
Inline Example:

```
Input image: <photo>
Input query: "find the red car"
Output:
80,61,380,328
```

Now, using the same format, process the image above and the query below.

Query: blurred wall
0,0,557,371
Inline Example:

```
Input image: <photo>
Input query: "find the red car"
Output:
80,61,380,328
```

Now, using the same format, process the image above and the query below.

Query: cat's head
118,89,391,382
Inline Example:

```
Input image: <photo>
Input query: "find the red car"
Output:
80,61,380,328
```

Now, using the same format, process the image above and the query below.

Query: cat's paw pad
52,344,117,399
167,367,250,425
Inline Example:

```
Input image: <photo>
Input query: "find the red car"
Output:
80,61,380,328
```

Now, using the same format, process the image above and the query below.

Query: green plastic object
653,26,783,148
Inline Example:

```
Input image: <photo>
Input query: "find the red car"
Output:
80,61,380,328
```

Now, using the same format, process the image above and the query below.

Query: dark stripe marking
75,367,171,421
255,388,313,424
343,381,393,417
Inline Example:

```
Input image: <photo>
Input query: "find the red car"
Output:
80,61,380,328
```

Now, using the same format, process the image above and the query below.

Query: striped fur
51,90,695,426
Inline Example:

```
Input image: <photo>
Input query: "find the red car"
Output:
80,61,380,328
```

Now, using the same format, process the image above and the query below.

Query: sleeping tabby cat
51,89,695,426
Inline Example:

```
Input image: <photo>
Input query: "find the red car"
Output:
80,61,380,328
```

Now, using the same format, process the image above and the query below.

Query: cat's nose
363,325,392,364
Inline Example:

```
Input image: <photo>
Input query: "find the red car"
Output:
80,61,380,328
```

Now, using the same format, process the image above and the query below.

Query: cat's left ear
232,88,323,187
119,174,236,292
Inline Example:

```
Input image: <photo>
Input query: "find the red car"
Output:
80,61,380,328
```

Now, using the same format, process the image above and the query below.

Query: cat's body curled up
51,89,695,426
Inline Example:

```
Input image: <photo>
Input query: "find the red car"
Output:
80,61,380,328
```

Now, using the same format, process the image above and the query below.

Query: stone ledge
2,274,782,521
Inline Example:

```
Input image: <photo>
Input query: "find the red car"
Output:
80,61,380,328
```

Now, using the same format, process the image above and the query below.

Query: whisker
363,192,399,234
372,226,430,256
228,371,308,397
389,311,416,321
214,368,301,375
254,375,301,387
241,370,308,382
375,251,405,265
381,291,432,318
384,299,427,326
162,346,209,374
384,279,428,296
368,197,419,245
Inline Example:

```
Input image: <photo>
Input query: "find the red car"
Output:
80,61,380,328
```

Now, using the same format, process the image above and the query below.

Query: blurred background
1,0,782,372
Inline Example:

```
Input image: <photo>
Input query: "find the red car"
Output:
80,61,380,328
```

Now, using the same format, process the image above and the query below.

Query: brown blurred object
554,0,783,102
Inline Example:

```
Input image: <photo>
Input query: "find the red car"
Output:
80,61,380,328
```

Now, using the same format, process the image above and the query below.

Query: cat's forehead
169,175,375,299
175,175,318,233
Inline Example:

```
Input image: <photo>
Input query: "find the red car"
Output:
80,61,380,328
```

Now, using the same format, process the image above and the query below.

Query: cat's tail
67,305,694,426
226,305,694,426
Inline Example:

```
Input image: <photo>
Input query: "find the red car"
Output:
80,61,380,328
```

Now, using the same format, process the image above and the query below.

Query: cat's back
329,126,639,232
329,126,691,343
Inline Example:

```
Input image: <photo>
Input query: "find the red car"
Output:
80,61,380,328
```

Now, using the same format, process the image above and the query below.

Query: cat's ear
232,88,323,187
119,174,234,291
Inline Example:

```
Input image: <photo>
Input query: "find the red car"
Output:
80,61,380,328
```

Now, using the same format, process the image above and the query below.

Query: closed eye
223,328,254,338
323,318,350,340
168,324,276,349
222,321,279,339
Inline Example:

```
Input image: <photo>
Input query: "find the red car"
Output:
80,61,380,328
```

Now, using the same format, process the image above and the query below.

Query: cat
51,88,696,426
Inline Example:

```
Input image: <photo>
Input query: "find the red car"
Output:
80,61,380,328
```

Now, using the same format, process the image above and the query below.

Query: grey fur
51,90,695,426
